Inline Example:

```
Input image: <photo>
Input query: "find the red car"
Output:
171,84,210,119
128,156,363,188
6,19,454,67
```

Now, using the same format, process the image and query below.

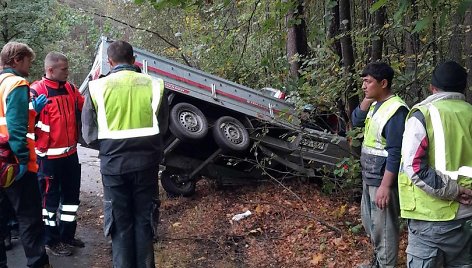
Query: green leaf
369,0,388,13
458,0,472,16
393,0,409,22
412,17,430,34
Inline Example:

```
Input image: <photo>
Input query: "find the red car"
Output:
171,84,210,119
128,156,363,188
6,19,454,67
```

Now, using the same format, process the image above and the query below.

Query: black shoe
4,233,12,251
45,242,72,256
10,227,19,240
63,238,85,248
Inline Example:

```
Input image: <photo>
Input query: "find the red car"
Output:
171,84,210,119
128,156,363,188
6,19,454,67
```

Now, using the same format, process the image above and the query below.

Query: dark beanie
431,61,467,93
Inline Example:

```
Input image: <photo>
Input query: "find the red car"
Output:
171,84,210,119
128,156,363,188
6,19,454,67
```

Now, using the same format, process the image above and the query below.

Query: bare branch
78,8,193,67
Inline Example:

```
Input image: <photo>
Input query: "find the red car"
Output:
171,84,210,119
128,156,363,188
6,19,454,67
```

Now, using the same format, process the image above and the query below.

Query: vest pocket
398,172,416,211
360,153,385,179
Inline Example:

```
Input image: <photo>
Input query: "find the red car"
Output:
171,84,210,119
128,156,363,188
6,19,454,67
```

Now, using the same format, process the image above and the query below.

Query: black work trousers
38,153,81,245
0,172,49,268
102,167,158,268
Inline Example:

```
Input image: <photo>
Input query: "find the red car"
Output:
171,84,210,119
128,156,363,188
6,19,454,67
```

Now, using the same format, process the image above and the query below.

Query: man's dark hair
431,61,467,93
107,40,134,64
361,62,394,89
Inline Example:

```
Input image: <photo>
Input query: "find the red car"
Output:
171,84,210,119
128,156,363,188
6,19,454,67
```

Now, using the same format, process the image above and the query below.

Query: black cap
431,61,467,93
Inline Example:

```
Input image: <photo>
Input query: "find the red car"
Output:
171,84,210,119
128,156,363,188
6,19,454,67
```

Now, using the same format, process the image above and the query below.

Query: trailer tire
169,103,208,141
213,116,250,152
160,169,196,197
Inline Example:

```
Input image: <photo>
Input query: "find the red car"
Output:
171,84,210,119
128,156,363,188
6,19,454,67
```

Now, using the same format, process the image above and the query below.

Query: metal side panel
91,37,300,130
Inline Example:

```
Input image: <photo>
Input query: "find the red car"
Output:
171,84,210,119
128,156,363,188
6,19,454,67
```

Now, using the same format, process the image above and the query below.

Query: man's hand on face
360,97,375,111
457,186,472,205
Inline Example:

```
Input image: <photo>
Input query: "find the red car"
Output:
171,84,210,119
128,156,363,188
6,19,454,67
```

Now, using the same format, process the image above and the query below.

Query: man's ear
108,58,115,68
11,57,21,67
381,79,388,89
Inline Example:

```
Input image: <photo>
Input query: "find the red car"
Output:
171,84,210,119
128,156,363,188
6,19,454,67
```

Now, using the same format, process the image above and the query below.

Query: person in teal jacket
0,42,50,268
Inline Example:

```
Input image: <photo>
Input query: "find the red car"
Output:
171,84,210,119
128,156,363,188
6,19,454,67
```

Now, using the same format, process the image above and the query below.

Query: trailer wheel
213,116,250,152
169,103,208,141
160,169,196,197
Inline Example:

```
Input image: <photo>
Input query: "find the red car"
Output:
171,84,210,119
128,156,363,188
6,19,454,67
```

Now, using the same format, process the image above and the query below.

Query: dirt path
6,146,112,268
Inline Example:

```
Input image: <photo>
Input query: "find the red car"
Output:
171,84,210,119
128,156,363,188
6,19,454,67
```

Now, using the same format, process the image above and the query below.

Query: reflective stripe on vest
0,73,38,172
362,95,408,157
35,145,76,157
399,99,472,221
428,103,472,180
89,71,164,139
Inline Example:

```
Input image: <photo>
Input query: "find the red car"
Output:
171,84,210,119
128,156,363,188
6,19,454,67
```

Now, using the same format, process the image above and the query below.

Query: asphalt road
6,145,107,268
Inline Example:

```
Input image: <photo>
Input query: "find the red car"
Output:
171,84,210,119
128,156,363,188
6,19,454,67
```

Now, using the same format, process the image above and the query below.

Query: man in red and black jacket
30,52,84,257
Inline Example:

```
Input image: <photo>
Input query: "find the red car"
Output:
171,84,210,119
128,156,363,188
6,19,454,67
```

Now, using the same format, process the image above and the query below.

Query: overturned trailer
79,37,354,196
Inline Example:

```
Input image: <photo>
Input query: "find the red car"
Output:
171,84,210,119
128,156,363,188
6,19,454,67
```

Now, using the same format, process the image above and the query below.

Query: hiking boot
63,237,85,248
4,233,12,251
45,242,72,256
10,227,19,240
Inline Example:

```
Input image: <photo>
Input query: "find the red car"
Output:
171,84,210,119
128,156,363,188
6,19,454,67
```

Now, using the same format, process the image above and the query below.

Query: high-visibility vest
0,73,38,172
362,95,408,157
88,70,164,139
399,98,472,221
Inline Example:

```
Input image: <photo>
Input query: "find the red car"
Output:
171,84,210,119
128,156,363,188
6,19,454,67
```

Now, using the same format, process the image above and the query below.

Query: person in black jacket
82,40,169,268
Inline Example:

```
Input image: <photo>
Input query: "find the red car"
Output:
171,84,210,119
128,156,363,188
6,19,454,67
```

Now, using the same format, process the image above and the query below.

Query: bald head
44,52,69,81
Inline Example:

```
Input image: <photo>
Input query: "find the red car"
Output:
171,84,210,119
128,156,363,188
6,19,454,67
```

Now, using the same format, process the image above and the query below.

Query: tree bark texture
447,11,463,63
286,0,308,79
464,8,472,103
371,5,386,61
327,1,342,59
339,0,358,117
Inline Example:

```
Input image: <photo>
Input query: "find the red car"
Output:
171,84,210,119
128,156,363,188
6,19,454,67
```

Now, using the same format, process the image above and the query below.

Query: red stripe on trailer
135,62,284,115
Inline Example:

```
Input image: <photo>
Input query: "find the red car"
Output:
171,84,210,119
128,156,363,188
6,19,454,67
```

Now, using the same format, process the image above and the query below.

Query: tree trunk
286,0,308,79
339,0,358,117
447,11,463,63
404,0,421,105
371,5,386,61
465,8,472,103
327,1,341,58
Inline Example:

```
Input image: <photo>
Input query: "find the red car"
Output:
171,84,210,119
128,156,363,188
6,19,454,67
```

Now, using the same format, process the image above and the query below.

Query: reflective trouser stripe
60,204,79,212
43,219,56,226
43,209,57,226
60,214,76,222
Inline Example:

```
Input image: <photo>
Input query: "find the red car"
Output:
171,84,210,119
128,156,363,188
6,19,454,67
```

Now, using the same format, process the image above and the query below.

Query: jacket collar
42,77,66,89
413,92,464,110
1,68,22,77
110,64,140,74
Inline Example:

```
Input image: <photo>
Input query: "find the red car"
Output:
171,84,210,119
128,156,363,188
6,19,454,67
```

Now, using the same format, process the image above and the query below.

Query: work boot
63,237,85,248
45,242,72,256
9,226,19,240
4,233,11,251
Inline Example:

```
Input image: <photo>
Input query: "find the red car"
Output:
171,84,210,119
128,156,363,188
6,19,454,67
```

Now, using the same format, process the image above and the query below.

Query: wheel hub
223,123,243,144
179,111,200,132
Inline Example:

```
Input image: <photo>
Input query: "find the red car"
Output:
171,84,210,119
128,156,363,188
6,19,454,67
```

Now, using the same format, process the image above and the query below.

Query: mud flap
103,200,114,237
